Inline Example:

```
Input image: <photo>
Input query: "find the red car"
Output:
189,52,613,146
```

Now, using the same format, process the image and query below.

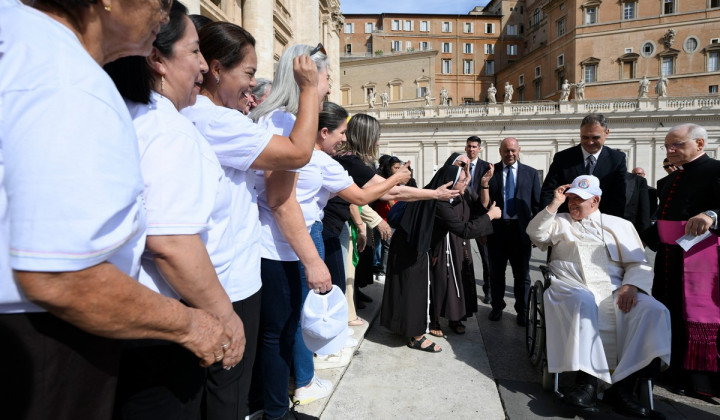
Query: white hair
669,123,708,143
250,44,328,121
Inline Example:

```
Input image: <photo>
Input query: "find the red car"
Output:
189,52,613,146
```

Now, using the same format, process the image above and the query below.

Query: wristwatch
704,210,718,229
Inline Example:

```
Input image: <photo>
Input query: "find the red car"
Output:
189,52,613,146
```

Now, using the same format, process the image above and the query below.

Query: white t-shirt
181,95,272,299
255,110,353,261
128,93,238,300
0,1,146,313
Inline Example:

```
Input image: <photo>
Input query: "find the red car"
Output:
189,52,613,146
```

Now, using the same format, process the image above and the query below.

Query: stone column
242,0,274,78
180,0,200,14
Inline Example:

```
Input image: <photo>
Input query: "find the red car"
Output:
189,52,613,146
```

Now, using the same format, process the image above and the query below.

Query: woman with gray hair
252,78,273,108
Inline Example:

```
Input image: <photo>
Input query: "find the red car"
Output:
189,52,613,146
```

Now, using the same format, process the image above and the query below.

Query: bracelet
479,186,489,189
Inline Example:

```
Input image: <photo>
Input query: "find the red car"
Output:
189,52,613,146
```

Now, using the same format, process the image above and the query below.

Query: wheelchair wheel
526,280,546,367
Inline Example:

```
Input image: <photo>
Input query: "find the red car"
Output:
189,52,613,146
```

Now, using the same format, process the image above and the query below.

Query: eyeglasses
660,139,691,151
309,43,327,57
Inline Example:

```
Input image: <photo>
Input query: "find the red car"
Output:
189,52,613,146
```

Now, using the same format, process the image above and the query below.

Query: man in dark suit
540,114,627,218
482,138,541,325
465,136,493,304
624,171,651,235
632,167,657,221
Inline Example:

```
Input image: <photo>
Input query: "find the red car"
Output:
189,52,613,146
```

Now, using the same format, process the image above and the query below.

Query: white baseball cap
301,285,348,356
566,175,602,199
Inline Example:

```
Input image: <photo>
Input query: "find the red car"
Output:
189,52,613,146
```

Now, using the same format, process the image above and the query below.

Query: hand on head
293,55,318,90
546,184,572,214
553,184,572,204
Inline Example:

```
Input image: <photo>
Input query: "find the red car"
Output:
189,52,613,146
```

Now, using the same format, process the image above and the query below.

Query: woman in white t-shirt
105,4,241,419
180,22,321,420
249,45,411,416
0,1,228,418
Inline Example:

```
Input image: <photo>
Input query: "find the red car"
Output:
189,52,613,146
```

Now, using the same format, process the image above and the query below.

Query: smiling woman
105,3,249,419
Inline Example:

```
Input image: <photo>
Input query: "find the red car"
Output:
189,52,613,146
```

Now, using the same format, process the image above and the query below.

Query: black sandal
407,336,442,353
449,321,466,335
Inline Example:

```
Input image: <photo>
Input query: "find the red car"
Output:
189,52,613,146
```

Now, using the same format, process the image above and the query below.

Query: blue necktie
586,155,596,175
505,166,516,217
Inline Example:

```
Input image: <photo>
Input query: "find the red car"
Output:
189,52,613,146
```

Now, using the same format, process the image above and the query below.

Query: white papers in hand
676,231,712,252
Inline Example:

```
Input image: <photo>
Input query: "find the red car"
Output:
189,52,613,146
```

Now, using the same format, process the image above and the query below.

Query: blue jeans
293,222,325,388
252,258,302,419
322,226,346,293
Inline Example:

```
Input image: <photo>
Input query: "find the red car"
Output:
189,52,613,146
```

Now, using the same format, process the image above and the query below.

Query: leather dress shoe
516,314,527,327
564,383,596,408
605,387,650,417
482,295,491,304
488,308,502,321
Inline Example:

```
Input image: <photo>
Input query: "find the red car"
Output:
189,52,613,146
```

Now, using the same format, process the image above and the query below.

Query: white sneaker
245,409,263,420
376,274,386,282
344,337,358,349
292,376,333,405
314,348,353,370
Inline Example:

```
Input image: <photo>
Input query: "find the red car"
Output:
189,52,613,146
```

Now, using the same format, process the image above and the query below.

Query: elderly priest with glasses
527,175,671,417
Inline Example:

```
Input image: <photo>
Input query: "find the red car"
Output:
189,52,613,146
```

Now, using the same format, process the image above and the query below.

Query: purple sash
658,220,720,372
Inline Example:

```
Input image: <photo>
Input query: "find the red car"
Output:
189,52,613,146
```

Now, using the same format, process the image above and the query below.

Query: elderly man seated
526,175,671,417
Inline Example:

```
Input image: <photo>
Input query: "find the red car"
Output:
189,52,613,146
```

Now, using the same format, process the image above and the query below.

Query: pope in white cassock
526,175,671,417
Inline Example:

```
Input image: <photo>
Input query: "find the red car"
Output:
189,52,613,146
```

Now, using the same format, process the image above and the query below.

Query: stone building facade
494,0,720,102
340,1,719,108
180,0,344,103
340,11,505,109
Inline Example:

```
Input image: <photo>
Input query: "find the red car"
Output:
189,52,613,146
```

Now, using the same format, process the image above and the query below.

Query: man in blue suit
481,138,541,324
540,114,627,218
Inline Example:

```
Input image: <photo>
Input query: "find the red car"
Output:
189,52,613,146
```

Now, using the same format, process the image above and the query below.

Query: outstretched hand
480,164,494,186
435,181,461,201
394,161,412,185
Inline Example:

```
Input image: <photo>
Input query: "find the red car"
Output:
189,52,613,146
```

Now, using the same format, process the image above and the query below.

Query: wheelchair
524,261,657,412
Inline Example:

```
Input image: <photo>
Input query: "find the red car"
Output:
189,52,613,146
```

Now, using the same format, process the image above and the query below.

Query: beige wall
339,51,438,109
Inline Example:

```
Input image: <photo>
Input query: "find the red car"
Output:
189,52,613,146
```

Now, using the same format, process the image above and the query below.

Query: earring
104,2,111,11
215,75,220,85
161,75,165,92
